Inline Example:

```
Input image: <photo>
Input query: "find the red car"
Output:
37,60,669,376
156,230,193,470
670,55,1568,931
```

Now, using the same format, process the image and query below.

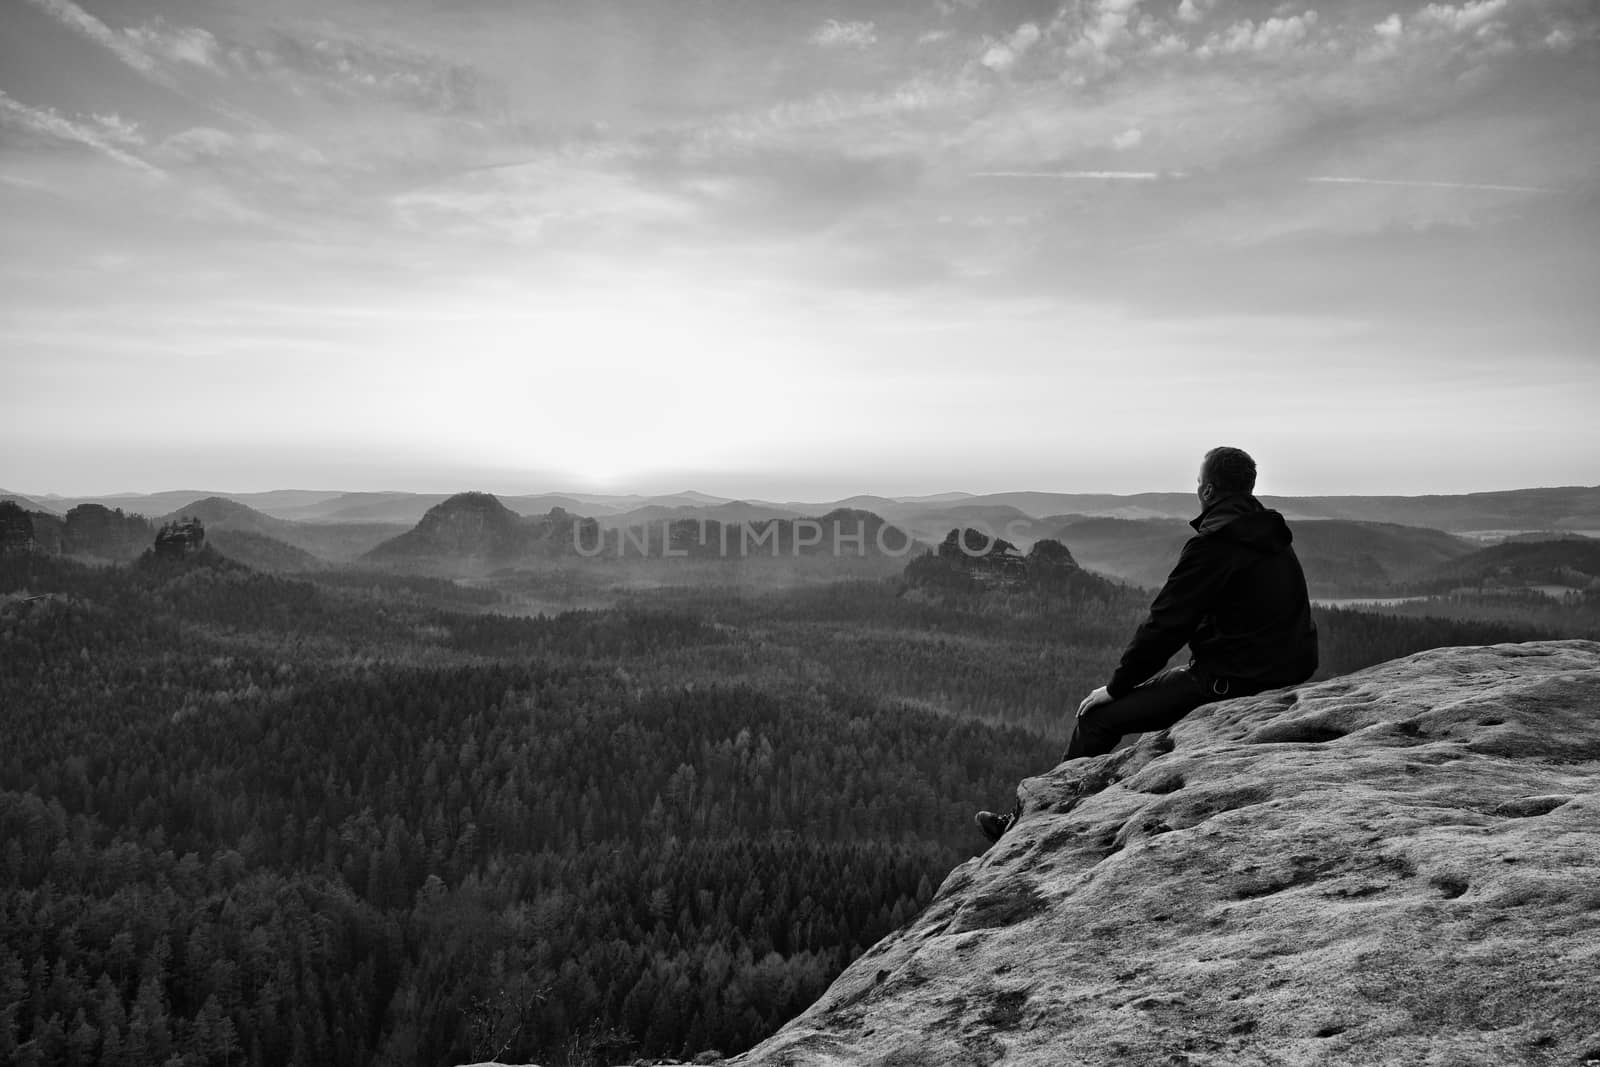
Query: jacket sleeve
1106,535,1238,698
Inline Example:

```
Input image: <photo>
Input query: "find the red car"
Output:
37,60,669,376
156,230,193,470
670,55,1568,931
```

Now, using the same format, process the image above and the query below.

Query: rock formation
0,500,35,554
1022,538,1087,593
900,529,1027,591
153,516,207,558
61,503,155,560
903,531,1123,605
727,640,1600,1066
363,493,591,569
26,510,63,554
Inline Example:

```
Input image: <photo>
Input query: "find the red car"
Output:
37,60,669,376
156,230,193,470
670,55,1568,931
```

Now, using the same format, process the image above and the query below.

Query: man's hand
1077,686,1113,718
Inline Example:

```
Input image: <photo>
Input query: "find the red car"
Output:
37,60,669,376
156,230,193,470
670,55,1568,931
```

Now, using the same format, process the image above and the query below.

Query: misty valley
2,487,1599,1066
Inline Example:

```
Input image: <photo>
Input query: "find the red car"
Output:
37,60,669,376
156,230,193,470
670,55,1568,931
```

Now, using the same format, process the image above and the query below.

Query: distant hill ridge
1049,515,1483,597
363,492,593,567
19,485,1600,533
1405,538,1600,594
361,493,923,570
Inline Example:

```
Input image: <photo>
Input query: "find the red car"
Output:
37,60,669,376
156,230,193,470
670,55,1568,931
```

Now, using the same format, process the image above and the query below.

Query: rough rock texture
0,500,35,554
729,640,1600,1067
153,516,207,557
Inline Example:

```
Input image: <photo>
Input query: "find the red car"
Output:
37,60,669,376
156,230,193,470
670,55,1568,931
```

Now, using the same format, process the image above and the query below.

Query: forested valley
0,546,1575,1066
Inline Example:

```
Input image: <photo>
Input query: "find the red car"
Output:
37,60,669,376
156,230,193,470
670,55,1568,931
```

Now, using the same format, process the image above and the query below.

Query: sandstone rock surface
729,640,1600,1066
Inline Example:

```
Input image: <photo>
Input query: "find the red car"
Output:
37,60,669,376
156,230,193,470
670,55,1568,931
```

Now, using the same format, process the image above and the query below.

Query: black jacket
1106,493,1318,698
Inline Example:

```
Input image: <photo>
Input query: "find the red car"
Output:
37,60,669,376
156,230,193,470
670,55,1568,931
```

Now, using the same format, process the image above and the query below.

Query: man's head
1198,446,1257,507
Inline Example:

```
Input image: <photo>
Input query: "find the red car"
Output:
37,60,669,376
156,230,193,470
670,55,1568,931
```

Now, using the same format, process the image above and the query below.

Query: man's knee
1062,706,1121,761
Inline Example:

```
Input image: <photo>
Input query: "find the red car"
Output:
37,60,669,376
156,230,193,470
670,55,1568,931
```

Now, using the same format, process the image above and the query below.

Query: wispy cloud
125,20,221,71
972,170,1172,180
22,0,219,84
242,32,496,114
811,19,877,50
0,90,163,175
1307,175,1561,194
972,170,1562,194
23,0,160,77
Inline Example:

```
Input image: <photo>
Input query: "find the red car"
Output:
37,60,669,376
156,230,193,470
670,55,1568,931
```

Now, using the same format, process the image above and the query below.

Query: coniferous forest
0,546,1575,1066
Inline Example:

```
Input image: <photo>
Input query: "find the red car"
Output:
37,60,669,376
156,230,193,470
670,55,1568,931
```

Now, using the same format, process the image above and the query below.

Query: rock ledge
730,640,1600,1066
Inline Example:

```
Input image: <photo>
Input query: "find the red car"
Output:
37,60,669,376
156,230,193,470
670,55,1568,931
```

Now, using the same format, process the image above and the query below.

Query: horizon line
7,482,1599,503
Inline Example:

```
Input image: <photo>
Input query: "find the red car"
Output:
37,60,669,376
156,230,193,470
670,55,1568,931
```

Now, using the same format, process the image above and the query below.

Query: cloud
1028,0,1591,86
388,157,700,247
1201,12,1320,57
978,21,1043,72
1049,0,1167,81
241,32,497,114
1306,175,1559,194
1414,0,1509,34
811,20,878,49
670,76,976,162
1149,32,1189,56
973,169,1169,180
24,0,159,76
0,90,163,174
158,126,238,163
1351,0,1587,66
155,125,326,168
1541,26,1575,51
22,0,218,83
87,112,144,146
125,21,221,71
971,171,1563,194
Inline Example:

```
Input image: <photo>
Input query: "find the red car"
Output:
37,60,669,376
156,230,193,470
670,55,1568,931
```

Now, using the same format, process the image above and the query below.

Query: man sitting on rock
976,446,1320,843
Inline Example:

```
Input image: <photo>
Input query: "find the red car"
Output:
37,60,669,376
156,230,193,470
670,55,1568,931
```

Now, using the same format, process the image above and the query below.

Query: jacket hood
1190,493,1294,553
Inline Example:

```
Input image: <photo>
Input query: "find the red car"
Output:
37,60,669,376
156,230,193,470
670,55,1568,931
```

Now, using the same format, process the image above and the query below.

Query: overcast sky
2,0,1596,498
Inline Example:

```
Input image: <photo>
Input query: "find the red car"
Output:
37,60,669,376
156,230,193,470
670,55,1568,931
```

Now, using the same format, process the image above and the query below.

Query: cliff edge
729,640,1600,1066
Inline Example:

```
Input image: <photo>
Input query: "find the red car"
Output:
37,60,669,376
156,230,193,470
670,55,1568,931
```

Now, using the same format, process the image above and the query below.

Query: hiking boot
974,808,1016,843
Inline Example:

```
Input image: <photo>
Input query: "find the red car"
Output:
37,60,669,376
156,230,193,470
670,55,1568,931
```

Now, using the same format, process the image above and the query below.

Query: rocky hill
953,486,1600,533
900,531,1127,608
0,491,54,515
363,492,594,569
1052,516,1478,596
596,500,805,529
0,501,36,553
602,508,918,560
157,496,399,563
59,503,155,560
206,528,323,572
1408,538,1600,595
723,640,1600,1066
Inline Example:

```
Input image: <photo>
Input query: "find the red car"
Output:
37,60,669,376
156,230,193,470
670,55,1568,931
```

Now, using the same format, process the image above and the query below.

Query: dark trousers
1062,664,1232,761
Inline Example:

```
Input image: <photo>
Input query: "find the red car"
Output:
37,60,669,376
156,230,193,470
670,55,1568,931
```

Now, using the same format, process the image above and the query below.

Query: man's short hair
1203,446,1257,494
